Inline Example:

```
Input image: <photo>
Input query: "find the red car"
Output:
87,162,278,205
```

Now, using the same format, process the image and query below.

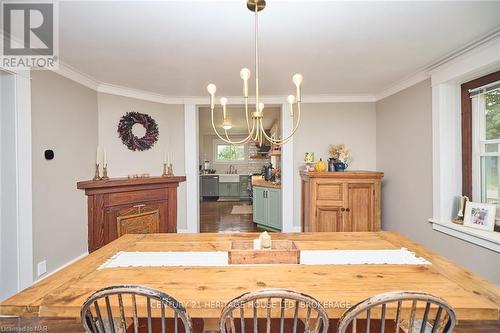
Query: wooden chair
337,291,457,333
219,288,329,333
81,285,193,333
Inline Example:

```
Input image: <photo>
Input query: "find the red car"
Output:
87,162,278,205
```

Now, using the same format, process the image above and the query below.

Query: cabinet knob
341,208,346,212
346,208,351,212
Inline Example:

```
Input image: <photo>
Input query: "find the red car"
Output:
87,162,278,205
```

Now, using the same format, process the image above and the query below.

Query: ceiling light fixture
206,0,302,146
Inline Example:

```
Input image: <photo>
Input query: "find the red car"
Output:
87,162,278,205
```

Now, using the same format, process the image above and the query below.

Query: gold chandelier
206,0,302,146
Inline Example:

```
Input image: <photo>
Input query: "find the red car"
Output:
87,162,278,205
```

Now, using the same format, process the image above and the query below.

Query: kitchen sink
218,174,240,182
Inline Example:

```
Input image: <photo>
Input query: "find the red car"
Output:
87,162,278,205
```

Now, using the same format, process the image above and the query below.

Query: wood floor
200,199,260,233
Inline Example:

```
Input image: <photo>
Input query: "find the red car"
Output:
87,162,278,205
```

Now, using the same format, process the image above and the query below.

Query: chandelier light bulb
222,121,233,131
258,102,265,112
240,68,251,81
287,95,295,104
207,83,217,95
292,74,303,87
220,97,228,106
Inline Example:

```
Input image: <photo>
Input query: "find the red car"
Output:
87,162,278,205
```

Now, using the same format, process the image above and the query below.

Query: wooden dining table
0,232,499,331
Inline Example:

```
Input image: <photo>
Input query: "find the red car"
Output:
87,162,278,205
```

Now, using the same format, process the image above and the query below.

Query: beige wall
31,71,98,279
376,79,499,283
293,102,377,227
97,93,187,229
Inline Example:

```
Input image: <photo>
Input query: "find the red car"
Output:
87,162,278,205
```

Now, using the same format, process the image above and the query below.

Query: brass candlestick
93,163,101,181
163,163,174,176
102,164,110,180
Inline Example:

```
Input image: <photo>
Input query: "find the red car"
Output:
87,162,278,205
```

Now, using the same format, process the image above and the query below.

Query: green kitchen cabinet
219,182,239,198
252,186,281,231
239,175,251,199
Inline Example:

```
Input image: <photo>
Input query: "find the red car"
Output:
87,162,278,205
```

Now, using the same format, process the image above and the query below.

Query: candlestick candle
96,146,100,165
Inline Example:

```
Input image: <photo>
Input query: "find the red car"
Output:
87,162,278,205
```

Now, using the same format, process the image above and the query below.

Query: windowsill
429,218,500,253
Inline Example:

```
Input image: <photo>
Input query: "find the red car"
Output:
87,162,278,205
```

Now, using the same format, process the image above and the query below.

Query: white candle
104,150,107,166
163,152,167,164
96,146,100,165
169,152,173,165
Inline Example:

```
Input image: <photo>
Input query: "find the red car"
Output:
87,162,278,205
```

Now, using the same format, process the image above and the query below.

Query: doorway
197,105,282,233
0,69,33,301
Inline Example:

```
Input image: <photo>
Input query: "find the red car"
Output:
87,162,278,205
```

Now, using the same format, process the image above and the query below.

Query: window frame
460,70,500,199
212,140,247,164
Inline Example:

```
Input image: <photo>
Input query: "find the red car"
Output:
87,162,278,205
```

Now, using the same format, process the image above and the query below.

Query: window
471,86,500,207
462,71,500,232
215,143,245,162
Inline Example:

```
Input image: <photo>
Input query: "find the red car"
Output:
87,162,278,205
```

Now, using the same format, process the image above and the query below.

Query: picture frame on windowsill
463,202,496,232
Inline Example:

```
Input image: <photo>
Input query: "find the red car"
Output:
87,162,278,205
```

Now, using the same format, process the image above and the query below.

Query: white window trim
212,139,248,164
430,35,500,252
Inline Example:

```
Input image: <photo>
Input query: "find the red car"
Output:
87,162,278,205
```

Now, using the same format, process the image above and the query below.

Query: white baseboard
35,252,89,283
177,229,191,233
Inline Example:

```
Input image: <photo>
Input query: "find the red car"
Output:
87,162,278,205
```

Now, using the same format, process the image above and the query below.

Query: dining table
0,231,499,332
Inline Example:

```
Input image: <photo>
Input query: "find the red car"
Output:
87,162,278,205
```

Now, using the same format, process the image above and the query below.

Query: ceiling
59,1,500,96
198,105,281,135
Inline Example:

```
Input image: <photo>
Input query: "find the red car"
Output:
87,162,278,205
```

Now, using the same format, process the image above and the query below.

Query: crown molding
50,27,500,104
376,71,430,101
375,27,500,101
54,62,99,91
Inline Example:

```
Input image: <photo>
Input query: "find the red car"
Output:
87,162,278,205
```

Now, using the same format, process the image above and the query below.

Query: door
253,187,266,225
315,206,347,232
347,183,375,231
267,188,281,230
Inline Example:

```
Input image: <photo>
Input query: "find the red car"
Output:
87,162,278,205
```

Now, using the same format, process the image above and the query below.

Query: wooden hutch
77,176,186,252
300,171,383,232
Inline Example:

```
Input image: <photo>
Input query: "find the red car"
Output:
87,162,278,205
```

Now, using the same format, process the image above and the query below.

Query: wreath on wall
117,111,159,151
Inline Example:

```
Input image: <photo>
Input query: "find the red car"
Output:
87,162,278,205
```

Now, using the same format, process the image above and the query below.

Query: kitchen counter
251,175,281,189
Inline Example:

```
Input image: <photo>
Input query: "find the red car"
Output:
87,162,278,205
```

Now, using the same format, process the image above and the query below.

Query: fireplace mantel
77,176,186,252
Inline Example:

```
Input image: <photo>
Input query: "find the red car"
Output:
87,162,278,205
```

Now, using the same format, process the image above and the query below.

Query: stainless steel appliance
201,175,219,197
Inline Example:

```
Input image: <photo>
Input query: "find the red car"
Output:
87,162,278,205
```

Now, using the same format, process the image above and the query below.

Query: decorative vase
314,158,327,172
328,158,336,172
334,162,347,172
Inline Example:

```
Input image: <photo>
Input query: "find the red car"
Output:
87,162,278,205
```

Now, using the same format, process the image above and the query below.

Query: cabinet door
253,187,267,225
347,183,375,231
229,183,239,197
219,183,229,196
315,206,347,232
267,189,282,230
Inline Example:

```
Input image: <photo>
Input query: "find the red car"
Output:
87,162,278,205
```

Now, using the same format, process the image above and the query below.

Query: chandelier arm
260,102,301,145
244,97,251,133
210,106,255,144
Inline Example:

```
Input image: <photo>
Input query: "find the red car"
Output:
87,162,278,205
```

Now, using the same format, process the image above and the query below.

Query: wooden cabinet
253,186,281,230
77,176,186,252
300,171,383,232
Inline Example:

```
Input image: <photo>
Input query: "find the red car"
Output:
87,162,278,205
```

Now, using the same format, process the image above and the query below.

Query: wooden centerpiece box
300,171,383,232
77,176,186,252
229,240,299,264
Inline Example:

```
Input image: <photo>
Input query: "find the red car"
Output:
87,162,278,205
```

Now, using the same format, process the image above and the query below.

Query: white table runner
300,248,430,265
98,248,430,269
98,251,229,269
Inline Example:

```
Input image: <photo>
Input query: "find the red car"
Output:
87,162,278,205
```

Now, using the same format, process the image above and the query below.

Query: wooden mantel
77,176,186,252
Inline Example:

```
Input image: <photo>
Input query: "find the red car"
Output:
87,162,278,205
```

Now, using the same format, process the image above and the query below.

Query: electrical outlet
37,260,46,277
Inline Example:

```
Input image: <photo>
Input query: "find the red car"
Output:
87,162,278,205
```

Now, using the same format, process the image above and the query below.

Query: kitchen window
215,143,245,162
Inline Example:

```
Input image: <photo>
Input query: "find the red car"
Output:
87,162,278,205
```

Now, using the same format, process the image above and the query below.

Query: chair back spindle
219,289,329,333
337,291,456,333
81,285,192,333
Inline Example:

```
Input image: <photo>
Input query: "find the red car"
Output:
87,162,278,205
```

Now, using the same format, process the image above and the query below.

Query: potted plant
328,144,352,172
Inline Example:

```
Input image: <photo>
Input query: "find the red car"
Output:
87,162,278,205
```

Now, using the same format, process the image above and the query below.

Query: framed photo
463,202,496,231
